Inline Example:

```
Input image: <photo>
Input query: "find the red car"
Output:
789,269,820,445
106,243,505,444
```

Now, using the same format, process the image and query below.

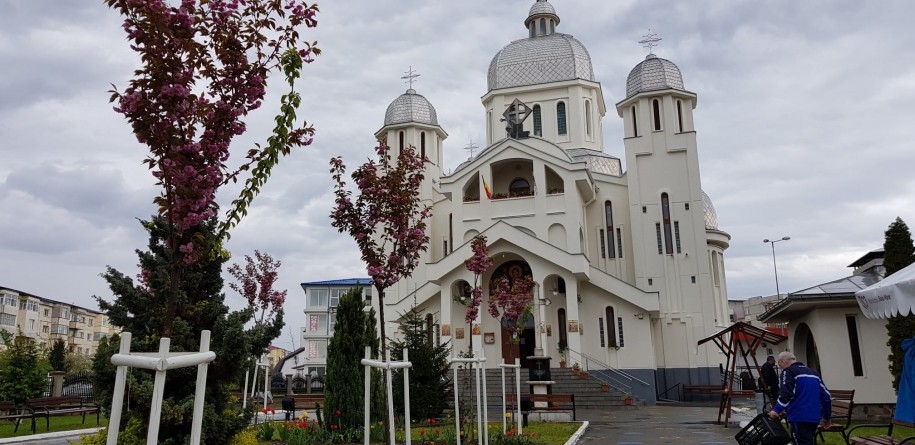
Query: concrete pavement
577,405,746,444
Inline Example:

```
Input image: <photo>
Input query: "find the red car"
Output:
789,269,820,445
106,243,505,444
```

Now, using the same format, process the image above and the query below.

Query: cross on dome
638,29,662,55
401,66,420,89
463,140,479,159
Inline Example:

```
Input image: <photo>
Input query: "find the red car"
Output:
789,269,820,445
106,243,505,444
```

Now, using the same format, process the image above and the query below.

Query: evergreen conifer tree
92,217,282,444
883,217,915,392
389,306,451,421
49,338,68,372
0,330,50,405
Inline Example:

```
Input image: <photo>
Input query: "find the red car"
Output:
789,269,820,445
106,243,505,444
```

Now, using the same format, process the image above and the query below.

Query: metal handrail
566,347,650,386
657,382,683,402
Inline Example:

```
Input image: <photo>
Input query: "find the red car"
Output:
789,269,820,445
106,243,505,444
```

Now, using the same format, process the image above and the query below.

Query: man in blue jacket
768,351,832,445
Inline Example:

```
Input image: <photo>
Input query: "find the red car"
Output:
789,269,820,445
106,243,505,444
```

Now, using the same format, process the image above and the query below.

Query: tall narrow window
449,213,453,254
426,314,434,345
598,317,605,347
617,228,623,258
617,317,625,347
655,223,663,254
540,18,546,35
530,23,535,38
533,105,542,136
845,315,864,376
487,111,492,143
550,20,555,33
604,201,616,258
605,307,617,347
677,100,683,132
558,309,567,345
674,221,681,253
443,240,448,256
652,99,662,131
585,101,592,137
399,131,404,153
712,251,721,286
599,229,606,258
557,102,567,135
421,132,426,161
631,106,638,137
661,193,673,254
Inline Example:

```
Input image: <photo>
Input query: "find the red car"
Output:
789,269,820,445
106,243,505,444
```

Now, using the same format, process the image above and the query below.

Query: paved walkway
577,405,747,444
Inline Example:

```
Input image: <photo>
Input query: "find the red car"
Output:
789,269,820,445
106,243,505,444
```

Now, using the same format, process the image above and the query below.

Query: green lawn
797,421,915,445
0,414,107,438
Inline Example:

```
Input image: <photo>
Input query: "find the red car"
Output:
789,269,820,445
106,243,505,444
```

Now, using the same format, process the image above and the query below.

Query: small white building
757,249,895,406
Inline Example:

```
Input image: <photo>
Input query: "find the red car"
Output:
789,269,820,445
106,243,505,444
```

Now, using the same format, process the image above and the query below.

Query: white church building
360,0,732,403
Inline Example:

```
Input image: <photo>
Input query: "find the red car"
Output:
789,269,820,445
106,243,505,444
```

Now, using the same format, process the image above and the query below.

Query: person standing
768,352,832,445
761,355,780,405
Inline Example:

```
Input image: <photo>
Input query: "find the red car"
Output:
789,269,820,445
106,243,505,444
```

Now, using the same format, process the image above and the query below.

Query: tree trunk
377,286,390,442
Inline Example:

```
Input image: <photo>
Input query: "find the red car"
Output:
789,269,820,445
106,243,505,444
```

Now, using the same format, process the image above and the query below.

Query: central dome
487,33,595,91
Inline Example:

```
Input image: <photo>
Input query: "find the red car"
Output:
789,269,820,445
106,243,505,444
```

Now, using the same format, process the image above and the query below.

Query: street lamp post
763,237,791,299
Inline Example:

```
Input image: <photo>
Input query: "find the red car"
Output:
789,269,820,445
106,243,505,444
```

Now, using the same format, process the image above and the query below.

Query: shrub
0,329,50,405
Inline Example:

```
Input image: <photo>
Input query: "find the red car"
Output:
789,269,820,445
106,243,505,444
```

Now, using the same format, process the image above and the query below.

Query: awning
855,261,915,319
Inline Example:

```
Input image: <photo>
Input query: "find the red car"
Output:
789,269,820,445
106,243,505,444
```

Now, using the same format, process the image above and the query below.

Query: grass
0,414,107,438
792,421,915,445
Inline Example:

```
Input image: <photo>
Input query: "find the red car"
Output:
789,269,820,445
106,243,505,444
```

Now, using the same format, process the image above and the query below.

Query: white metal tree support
257,355,271,413
449,350,489,445
106,331,216,445
362,346,413,445
242,369,249,409
498,358,522,435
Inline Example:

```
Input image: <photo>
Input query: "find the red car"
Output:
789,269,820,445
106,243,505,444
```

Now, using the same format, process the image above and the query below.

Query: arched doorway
793,322,821,374
489,259,535,367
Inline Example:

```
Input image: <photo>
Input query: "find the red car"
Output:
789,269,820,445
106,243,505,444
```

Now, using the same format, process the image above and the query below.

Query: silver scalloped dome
488,33,594,91
702,191,718,230
626,54,684,98
528,0,557,20
383,89,438,126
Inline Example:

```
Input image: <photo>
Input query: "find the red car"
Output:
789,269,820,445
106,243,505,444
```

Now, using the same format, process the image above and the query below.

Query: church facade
368,0,731,402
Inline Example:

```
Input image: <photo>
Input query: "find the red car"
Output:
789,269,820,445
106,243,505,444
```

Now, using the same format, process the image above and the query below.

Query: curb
0,427,103,444
563,421,589,445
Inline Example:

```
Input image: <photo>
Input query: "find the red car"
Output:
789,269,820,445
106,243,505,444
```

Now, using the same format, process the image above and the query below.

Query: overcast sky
2,0,914,351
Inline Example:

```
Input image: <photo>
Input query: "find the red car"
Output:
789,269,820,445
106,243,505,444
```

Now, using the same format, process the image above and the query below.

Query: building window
426,314,434,345
661,193,673,254
88,318,93,327
310,313,327,333
631,105,638,137
0,294,16,307
685,202,690,211
712,251,721,286
599,229,606,258
846,315,864,376
642,206,647,214
77,347,83,354
691,276,696,284
558,309,567,344
677,100,683,132
0,313,15,326
604,201,616,258
330,289,347,307
365,286,372,302
533,105,542,136
449,214,453,254
655,223,663,254
86,348,90,355
652,99,662,131
617,317,625,347
530,23,535,38
598,317,605,347
310,289,328,307
616,228,623,258
550,20,555,33
421,132,426,161
674,221,682,253
102,318,109,327
399,131,404,153
540,18,546,35
557,102,567,135
308,340,327,359
42,325,49,334
585,101,592,137
605,307,617,347
44,309,50,317
509,178,530,195
648,278,653,286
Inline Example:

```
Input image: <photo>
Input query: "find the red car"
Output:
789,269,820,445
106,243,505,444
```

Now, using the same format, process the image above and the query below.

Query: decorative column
564,277,582,357
440,285,452,347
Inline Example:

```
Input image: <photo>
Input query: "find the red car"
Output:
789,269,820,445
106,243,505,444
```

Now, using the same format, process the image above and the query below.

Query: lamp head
763,239,770,243
782,236,791,241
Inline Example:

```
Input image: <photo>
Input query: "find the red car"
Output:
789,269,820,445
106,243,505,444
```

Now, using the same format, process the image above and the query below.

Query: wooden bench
817,389,855,444
26,396,100,432
0,401,39,434
506,393,576,421
848,418,915,445
280,394,326,419
683,384,723,402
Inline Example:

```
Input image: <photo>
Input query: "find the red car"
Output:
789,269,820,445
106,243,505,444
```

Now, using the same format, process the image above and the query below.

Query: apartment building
0,286,119,356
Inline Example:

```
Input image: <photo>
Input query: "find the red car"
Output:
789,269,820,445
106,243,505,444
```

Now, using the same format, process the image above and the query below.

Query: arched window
557,102,567,135
550,20,555,34
530,22,535,38
509,178,530,195
652,99,662,131
605,201,616,258
677,100,683,133
399,131,404,153
487,111,492,143
540,18,546,35
533,105,542,136
558,308,568,345
661,193,673,254
420,132,426,161
605,307,617,347
585,101,592,137
631,105,638,137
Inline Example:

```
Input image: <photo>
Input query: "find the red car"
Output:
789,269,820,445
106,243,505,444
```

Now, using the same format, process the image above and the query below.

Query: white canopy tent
855,261,915,319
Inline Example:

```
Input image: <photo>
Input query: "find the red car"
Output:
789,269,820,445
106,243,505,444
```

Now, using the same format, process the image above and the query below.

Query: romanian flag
482,173,492,199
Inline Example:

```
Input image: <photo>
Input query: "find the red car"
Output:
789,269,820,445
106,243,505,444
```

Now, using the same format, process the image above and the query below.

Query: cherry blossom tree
106,0,320,337
228,250,287,326
329,141,430,360
488,275,535,344
463,235,493,353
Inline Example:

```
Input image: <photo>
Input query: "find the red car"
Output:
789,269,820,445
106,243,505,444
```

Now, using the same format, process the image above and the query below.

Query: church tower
617,48,730,386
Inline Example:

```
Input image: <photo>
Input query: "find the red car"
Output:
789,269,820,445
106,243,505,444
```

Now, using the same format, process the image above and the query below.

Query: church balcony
463,200,480,220
546,192,564,214
491,195,535,219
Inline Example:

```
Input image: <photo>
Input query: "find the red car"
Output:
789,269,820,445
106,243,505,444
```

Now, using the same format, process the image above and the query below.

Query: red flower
332,424,338,430
531,432,537,437
435,429,440,435
421,430,425,436
394,417,398,422
336,410,341,416
431,419,437,424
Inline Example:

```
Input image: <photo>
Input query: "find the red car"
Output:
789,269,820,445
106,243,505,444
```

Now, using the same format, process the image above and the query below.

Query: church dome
527,0,557,22
384,89,438,127
626,54,684,98
488,34,594,91
702,190,719,230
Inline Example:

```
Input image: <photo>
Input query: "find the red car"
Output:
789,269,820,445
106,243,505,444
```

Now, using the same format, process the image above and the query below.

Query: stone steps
452,368,638,409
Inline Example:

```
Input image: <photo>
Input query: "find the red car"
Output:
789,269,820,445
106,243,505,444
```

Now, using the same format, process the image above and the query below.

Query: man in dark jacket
768,352,832,445
761,355,780,404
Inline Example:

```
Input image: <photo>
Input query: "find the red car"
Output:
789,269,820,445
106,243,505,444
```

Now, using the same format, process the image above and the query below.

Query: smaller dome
626,54,684,98
383,89,438,127
702,191,719,230
527,0,558,24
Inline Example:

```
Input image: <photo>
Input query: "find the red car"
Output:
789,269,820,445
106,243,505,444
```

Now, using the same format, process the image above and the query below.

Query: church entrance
500,317,536,368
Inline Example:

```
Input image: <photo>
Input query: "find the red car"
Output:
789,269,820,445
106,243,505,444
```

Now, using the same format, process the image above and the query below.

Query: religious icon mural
488,260,534,297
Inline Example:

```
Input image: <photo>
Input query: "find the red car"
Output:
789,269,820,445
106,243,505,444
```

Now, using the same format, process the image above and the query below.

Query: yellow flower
379,421,383,425
505,413,511,418
371,426,375,429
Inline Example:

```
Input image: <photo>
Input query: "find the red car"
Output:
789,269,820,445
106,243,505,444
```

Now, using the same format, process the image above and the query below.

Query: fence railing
565,347,650,395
